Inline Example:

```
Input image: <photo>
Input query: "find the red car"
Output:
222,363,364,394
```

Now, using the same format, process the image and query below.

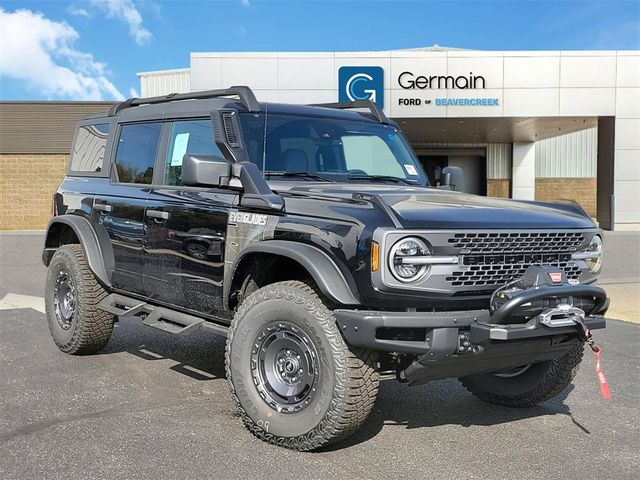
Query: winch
490,265,596,324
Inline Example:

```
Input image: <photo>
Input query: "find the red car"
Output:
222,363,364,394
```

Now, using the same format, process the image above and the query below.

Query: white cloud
0,8,124,100
240,0,252,8
68,6,91,18
129,86,140,98
89,0,151,45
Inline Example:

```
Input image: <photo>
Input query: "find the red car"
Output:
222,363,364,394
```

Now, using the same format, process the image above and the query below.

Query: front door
143,119,237,317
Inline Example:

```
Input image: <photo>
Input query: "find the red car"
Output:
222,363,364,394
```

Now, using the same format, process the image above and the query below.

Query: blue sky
0,0,638,100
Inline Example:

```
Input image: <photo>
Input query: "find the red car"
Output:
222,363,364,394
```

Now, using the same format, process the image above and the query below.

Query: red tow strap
571,314,611,401
591,345,611,400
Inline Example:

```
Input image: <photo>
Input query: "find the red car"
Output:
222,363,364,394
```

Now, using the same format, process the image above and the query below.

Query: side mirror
182,154,232,187
441,166,464,191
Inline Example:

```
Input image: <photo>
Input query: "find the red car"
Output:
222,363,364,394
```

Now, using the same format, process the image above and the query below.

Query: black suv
43,86,608,451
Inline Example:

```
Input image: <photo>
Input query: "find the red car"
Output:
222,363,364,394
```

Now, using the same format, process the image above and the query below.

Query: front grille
445,231,587,288
447,261,582,287
447,232,586,254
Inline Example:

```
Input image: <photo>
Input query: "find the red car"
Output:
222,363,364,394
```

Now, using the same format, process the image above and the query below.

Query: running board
97,293,228,337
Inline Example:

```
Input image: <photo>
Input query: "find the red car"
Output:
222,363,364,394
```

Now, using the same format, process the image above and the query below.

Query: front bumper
335,283,608,385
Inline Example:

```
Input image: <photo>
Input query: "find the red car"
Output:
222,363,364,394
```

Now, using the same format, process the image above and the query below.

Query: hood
271,182,595,229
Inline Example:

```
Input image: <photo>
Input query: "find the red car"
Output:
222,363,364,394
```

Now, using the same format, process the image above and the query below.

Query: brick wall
487,179,510,198
535,178,597,218
0,154,68,230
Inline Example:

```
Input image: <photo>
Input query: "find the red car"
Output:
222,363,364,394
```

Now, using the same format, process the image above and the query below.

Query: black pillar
596,116,615,230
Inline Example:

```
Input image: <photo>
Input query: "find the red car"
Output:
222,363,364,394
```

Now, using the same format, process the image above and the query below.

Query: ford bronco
43,86,608,450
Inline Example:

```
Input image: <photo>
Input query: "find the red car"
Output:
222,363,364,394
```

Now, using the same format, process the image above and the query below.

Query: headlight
389,237,430,282
573,234,603,274
586,235,603,274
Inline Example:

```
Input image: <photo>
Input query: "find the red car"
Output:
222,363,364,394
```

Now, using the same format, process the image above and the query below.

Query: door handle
94,202,112,213
146,209,170,220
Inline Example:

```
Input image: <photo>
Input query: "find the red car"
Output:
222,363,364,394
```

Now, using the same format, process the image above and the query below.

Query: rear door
93,122,163,296
143,118,237,317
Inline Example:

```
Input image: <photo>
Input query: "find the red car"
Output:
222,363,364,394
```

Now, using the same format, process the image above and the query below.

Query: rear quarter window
69,123,110,173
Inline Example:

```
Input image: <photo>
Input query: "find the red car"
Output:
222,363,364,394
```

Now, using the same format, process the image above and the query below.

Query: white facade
139,48,640,230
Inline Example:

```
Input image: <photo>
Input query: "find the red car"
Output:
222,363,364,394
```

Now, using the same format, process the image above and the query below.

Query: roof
0,101,115,154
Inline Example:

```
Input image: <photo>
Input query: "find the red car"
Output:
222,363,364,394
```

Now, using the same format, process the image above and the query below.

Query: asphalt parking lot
1,234,639,480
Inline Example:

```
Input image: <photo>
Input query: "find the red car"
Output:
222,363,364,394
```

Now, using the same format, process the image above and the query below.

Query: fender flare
228,240,360,306
43,215,114,287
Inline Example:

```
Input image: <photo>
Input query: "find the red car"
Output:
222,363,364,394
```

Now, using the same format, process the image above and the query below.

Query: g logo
338,66,384,108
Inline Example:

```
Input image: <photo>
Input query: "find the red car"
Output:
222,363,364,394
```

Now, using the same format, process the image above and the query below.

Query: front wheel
459,341,585,408
225,281,379,451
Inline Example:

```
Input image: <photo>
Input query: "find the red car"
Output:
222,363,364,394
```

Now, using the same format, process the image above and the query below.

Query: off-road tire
45,244,115,354
459,341,585,408
225,280,379,451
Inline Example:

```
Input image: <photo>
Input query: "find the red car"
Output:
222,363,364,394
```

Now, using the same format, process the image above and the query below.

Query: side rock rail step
97,293,228,337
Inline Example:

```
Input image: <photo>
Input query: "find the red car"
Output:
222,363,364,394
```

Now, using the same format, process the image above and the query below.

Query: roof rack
312,100,390,124
108,85,260,116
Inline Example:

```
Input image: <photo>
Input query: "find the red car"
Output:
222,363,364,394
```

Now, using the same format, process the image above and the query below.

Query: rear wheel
225,280,379,451
459,341,584,407
45,244,115,355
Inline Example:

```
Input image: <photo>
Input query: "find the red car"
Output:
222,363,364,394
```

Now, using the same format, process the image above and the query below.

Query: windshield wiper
348,174,414,185
264,171,333,182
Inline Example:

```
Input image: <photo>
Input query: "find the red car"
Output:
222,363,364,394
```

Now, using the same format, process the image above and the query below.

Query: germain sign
395,70,499,108
338,66,384,108
337,67,499,108
397,71,486,90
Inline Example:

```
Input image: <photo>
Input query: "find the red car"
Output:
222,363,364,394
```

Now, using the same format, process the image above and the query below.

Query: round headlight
389,237,430,282
586,235,603,274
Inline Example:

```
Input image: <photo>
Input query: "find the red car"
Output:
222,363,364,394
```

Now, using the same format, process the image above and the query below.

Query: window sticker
171,133,190,166
404,164,418,176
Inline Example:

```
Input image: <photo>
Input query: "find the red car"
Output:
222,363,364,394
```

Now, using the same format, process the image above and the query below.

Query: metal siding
139,69,191,97
487,143,512,179
536,128,597,178
0,102,115,154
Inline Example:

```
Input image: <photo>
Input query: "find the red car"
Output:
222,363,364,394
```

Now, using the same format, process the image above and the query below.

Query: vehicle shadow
323,379,588,451
101,316,228,381
102,317,589,448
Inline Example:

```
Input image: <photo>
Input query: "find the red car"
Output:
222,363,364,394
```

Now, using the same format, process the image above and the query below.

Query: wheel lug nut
298,368,303,374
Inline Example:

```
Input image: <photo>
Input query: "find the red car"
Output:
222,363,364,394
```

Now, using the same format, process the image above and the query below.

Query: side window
114,123,162,184
165,119,223,186
69,123,110,173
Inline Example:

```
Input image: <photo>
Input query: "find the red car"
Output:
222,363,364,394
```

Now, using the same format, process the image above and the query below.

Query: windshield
238,112,428,185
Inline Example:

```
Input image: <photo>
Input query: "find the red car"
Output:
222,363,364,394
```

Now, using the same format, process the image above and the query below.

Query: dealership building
138,47,640,231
